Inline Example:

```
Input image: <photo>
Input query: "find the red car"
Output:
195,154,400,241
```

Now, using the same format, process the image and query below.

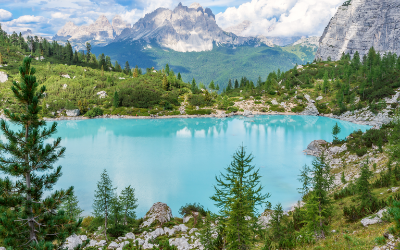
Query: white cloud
12,15,46,24
51,12,71,19
0,9,13,21
216,0,343,37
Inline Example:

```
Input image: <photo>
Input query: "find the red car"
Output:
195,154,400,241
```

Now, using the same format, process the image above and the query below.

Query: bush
108,225,127,238
81,216,93,228
188,94,208,107
119,85,161,108
186,109,212,115
375,236,386,245
179,203,207,217
316,103,331,114
269,105,285,112
269,90,276,95
84,107,103,118
291,105,305,113
296,94,304,99
227,106,239,113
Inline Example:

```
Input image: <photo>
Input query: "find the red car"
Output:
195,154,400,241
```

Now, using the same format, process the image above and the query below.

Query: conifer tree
85,42,91,62
93,169,116,241
332,122,341,143
216,84,220,91
120,185,138,225
165,64,170,75
0,57,79,248
124,61,130,75
110,193,123,226
323,70,329,94
299,154,333,238
191,78,197,93
211,146,269,250
0,52,2,65
209,80,215,90
163,75,169,91
113,91,119,108
133,68,138,78
60,190,84,221
177,72,182,80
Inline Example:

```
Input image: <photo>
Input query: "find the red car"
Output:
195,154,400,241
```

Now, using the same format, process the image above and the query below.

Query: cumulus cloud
216,0,343,37
0,9,13,21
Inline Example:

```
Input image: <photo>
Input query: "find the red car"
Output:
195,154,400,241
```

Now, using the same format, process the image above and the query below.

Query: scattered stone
62,84,68,89
316,96,323,101
183,215,192,223
97,91,107,98
125,232,135,239
0,72,8,83
66,109,80,117
62,234,82,250
108,241,119,249
61,74,71,79
271,99,279,105
243,110,252,116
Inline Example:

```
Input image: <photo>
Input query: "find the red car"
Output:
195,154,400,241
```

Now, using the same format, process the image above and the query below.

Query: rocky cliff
315,0,400,61
114,2,259,52
53,15,130,48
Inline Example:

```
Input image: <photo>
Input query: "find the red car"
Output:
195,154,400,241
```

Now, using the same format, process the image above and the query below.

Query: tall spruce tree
211,145,269,250
0,57,79,248
60,190,84,221
93,169,116,241
300,154,333,238
120,185,138,225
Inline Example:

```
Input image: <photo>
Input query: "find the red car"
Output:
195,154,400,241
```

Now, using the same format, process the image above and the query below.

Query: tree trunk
124,209,127,226
319,199,325,239
105,195,108,241
25,123,37,243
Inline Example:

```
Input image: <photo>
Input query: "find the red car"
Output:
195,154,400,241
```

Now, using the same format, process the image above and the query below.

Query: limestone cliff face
315,0,400,61
54,15,130,43
115,2,256,52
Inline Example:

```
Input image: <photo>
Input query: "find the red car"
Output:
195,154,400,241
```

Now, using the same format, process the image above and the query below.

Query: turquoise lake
35,115,370,217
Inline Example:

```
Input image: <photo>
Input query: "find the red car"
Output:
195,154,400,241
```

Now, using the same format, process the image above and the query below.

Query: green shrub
270,105,285,112
269,90,276,95
375,236,386,245
186,109,212,115
108,225,127,238
296,94,304,99
119,85,161,108
188,94,208,107
179,203,207,217
84,107,103,118
227,106,239,113
291,105,305,113
316,103,331,114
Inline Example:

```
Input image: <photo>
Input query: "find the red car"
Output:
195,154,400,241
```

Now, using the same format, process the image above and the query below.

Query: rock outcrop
316,0,400,61
66,109,80,117
0,71,8,83
361,208,387,227
140,202,173,228
114,3,258,52
303,140,328,156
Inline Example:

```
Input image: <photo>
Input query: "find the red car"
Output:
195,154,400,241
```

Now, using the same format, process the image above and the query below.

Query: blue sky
0,0,344,38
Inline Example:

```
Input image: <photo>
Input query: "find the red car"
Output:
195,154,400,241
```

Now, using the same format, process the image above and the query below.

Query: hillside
92,40,315,90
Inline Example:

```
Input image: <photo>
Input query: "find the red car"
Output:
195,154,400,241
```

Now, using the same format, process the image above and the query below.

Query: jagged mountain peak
189,2,203,9
113,2,252,52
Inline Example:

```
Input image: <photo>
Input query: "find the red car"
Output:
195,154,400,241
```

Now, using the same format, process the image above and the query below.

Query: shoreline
41,111,378,126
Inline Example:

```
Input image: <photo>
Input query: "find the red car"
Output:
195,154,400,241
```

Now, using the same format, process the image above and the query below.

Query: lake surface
30,116,371,217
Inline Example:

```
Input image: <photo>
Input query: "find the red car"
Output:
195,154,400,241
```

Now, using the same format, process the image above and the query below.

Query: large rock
169,237,190,250
108,242,119,249
0,72,8,83
66,109,80,117
258,211,273,228
316,0,400,61
303,140,327,156
140,202,173,228
97,91,107,98
361,208,387,227
62,234,82,250
125,232,135,239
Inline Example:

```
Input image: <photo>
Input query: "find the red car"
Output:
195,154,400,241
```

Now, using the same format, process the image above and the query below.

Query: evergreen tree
110,193,123,226
209,80,216,90
216,84,220,91
124,61,130,75
113,91,119,108
0,52,2,65
133,68,138,77
323,70,329,94
227,79,233,91
120,185,138,225
163,75,169,91
234,79,239,89
191,78,198,93
211,146,270,250
300,154,333,238
165,64,170,75
114,61,122,72
85,42,91,62
60,190,84,221
357,162,376,205
0,57,79,248
93,169,116,241
177,72,182,80
332,122,341,143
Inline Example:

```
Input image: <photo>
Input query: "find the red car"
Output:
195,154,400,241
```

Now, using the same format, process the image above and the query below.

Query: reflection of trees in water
51,116,370,140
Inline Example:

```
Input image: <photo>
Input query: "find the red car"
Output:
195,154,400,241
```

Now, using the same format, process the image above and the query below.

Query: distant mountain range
51,2,319,88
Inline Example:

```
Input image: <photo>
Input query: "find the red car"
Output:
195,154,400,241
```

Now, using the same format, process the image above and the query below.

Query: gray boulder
140,202,173,228
243,110,252,116
361,208,387,227
108,241,119,249
303,140,327,156
183,215,192,223
169,237,190,249
0,71,8,83
62,234,82,250
125,232,135,239
66,109,80,117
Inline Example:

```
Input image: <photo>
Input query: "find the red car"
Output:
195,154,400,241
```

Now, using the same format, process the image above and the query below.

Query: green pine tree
165,64,170,75
323,70,329,94
120,185,138,225
60,190,84,221
209,80,215,90
163,75,169,91
93,169,116,241
110,193,123,226
300,154,333,238
211,145,270,250
177,72,182,80
113,91,119,108
332,122,341,143
0,57,80,248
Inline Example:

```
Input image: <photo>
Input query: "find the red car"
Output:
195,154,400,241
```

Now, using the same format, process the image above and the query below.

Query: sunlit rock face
316,0,400,61
115,2,253,52
54,15,130,45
